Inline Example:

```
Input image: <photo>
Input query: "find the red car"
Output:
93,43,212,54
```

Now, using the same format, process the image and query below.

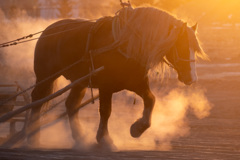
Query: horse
27,7,207,149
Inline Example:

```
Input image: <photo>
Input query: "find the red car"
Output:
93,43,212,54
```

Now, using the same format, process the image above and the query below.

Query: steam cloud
109,87,212,150
0,13,54,87
38,86,212,151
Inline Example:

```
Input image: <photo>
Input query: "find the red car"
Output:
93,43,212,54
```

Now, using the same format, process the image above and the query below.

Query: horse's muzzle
178,73,198,85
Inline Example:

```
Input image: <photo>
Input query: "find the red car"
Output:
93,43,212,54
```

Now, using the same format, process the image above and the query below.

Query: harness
84,17,122,103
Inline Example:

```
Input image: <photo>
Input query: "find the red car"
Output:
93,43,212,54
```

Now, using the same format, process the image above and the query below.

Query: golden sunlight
0,0,240,158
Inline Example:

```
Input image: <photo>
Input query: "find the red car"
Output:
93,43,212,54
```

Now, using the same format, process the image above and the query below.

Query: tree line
0,0,193,19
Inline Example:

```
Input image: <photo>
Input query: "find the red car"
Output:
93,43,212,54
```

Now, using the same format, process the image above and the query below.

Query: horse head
166,23,198,85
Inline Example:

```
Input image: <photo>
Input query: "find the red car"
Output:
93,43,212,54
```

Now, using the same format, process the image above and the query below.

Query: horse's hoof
25,138,41,149
130,119,150,138
21,142,41,149
72,141,90,151
91,143,117,152
96,136,117,152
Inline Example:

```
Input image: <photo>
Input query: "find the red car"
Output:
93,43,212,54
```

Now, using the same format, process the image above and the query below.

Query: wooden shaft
1,95,99,148
0,66,104,123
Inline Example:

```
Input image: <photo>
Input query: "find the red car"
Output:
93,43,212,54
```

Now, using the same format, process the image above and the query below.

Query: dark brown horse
28,7,206,149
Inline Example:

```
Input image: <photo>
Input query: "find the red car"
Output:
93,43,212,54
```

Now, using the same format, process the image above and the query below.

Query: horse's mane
112,7,207,71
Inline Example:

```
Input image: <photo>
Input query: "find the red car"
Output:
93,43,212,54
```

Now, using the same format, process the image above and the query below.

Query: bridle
163,46,196,70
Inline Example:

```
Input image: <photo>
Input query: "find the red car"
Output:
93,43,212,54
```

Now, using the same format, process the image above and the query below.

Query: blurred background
0,0,239,62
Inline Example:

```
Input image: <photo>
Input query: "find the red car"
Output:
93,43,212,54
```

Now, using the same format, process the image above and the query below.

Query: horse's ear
191,23,198,32
183,22,188,30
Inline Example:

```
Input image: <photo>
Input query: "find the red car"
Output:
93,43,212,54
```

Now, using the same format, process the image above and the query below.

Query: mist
0,15,54,87
37,82,212,151
101,86,211,150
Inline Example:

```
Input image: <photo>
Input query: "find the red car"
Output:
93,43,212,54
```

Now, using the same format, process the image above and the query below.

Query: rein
163,57,175,69
0,20,97,48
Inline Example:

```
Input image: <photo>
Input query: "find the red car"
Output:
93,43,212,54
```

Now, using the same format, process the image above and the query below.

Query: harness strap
85,17,117,104
84,24,95,104
163,57,175,69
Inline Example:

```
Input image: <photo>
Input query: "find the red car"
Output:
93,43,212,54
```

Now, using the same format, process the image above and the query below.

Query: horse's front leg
96,89,116,149
130,86,155,138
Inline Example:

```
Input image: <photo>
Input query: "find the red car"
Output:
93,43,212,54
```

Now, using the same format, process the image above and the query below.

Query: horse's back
34,19,94,79
44,19,86,31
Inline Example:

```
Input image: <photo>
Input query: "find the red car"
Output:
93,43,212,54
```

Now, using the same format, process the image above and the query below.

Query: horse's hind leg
27,78,56,147
65,85,87,148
